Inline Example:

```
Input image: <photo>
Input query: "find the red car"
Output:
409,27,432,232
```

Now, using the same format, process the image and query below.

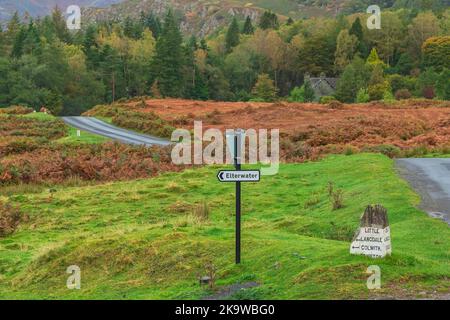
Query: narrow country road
396,158,450,225
62,117,171,147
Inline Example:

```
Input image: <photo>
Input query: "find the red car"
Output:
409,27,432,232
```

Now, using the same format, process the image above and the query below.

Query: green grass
0,154,448,299
18,112,108,144
56,125,108,145
21,112,55,121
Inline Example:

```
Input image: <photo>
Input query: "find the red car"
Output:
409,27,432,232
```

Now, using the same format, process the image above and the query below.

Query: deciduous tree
422,36,450,71
252,73,278,102
334,29,358,73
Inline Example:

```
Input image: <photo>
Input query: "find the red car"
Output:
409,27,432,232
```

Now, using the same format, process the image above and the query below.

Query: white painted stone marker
77,130,81,137
350,205,391,258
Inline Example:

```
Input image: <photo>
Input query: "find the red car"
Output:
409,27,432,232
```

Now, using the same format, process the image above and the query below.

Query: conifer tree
153,9,184,97
242,16,254,35
225,17,240,53
4,11,21,53
11,26,27,58
51,6,70,43
259,11,279,30
349,17,367,57
22,21,41,56
141,12,162,39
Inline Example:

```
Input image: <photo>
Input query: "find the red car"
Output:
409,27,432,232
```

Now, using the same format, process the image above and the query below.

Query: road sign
226,129,245,164
350,205,392,259
221,129,256,265
217,170,260,182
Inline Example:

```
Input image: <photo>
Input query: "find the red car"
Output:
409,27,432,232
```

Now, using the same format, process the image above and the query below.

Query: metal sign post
219,130,260,265
234,133,241,264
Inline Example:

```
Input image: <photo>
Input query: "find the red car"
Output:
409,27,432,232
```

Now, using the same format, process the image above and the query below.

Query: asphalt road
396,158,450,225
62,117,171,147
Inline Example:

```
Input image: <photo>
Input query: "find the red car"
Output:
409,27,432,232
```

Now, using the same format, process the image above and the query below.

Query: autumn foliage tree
422,36,450,72
252,74,278,102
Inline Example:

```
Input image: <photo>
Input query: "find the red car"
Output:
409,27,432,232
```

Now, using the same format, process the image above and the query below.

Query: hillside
2,0,447,35
0,0,122,21
82,0,348,36
0,0,348,35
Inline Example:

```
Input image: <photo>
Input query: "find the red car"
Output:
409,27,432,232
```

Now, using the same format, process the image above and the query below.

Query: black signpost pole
234,134,241,264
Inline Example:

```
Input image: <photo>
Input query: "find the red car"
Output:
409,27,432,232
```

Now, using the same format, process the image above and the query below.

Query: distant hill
0,0,123,21
82,0,349,36
0,0,348,35
1,0,447,36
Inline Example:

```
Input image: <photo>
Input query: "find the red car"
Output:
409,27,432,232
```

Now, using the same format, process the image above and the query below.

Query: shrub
422,86,435,99
252,74,278,102
84,105,177,138
436,69,450,100
0,138,40,156
388,74,416,93
0,143,183,186
0,106,34,115
319,96,336,104
331,189,344,210
395,89,412,100
416,68,439,97
288,141,313,158
368,83,388,101
289,82,315,103
202,260,217,290
288,86,305,102
328,101,344,109
0,116,66,141
82,104,123,118
0,201,23,237
356,88,370,103
326,181,343,210
364,145,401,158
112,109,175,138
383,90,395,103
344,145,358,155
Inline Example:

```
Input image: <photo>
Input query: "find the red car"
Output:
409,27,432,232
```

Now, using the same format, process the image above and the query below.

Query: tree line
0,6,449,115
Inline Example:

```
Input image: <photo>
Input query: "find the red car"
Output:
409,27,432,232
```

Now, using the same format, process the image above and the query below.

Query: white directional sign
350,205,392,259
350,226,391,258
217,170,260,182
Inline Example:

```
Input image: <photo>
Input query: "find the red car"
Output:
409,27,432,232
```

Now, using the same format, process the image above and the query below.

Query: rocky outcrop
82,0,267,37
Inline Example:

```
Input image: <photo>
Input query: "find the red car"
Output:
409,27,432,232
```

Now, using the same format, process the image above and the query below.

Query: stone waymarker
350,205,392,258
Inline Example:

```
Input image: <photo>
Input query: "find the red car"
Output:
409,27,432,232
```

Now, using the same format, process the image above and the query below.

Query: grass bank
0,154,448,299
